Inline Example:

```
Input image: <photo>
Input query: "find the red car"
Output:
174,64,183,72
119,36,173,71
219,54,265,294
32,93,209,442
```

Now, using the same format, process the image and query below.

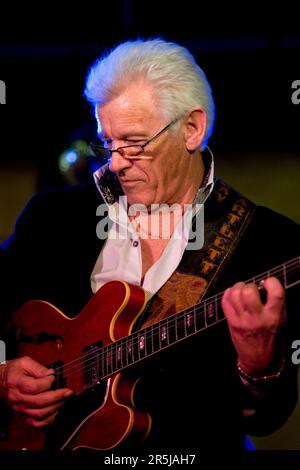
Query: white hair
84,38,215,149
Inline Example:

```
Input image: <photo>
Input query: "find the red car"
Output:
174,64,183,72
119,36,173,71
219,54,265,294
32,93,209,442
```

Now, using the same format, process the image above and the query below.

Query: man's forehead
95,108,154,137
96,83,159,116
95,99,162,138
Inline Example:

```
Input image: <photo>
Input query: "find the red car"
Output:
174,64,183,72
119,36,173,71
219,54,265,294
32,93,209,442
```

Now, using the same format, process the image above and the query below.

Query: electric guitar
0,256,299,450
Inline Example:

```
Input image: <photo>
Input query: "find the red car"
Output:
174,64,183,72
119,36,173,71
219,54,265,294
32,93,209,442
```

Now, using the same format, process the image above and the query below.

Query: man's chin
121,183,156,209
127,199,152,211
125,193,154,211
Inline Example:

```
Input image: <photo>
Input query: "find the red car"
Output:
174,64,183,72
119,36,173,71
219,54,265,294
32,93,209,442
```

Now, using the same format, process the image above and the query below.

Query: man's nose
109,151,132,173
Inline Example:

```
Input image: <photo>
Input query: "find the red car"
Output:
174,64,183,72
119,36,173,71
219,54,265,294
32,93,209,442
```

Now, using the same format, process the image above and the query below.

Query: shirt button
133,240,139,247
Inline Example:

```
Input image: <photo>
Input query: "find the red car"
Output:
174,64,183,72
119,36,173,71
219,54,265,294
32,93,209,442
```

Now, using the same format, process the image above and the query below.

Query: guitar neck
89,256,300,385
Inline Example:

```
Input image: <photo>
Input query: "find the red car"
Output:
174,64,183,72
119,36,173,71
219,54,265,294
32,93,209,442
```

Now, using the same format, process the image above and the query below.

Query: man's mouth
119,178,141,185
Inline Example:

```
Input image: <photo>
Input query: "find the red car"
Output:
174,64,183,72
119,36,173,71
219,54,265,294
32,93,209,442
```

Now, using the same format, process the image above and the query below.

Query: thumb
264,277,285,313
21,356,54,379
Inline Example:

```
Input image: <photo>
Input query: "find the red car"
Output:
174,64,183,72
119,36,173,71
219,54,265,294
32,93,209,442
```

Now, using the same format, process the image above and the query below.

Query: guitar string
54,276,300,389
51,259,300,379
51,259,300,381
50,258,299,383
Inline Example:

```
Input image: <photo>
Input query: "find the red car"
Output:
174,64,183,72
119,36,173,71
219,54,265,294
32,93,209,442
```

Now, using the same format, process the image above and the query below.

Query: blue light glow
66,150,78,163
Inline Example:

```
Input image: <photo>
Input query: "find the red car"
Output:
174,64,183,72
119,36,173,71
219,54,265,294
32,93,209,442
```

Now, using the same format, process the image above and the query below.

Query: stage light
58,139,101,184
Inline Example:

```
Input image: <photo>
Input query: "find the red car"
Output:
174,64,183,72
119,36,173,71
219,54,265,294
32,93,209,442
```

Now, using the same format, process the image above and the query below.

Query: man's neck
173,151,205,207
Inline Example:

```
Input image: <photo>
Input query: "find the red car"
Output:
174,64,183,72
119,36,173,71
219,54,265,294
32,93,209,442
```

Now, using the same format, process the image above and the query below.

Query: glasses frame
90,116,180,161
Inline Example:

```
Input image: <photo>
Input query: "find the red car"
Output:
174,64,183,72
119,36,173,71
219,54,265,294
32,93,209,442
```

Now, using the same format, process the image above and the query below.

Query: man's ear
184,109,207,152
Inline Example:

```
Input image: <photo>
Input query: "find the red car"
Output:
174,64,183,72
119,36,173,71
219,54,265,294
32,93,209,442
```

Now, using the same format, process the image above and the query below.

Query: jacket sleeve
0,191,51,338
237,207,300,436
241,339,299,436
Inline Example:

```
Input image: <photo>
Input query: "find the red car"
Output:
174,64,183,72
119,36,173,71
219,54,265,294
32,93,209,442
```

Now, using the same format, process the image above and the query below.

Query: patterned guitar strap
140,178,256,329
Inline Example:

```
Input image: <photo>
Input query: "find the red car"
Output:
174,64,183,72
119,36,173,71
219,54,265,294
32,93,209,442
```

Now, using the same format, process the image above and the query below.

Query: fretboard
85,256,300,386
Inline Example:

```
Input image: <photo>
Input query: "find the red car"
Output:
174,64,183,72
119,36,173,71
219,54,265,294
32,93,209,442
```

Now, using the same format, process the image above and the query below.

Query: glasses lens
118,145,143,157
90,143,144,160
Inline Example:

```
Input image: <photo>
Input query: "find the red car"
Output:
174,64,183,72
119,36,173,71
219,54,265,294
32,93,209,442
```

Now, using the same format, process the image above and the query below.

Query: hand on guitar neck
0,356,74,427
222,276,287,378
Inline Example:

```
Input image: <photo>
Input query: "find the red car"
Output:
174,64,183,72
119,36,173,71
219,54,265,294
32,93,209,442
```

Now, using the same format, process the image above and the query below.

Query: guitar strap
140,178,256,328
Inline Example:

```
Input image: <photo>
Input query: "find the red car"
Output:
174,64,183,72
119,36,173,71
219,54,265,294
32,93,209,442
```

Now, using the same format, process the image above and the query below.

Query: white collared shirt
90,154,267,406
91,155,214,298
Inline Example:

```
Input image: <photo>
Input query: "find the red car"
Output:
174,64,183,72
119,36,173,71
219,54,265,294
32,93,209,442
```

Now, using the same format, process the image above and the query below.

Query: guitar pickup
47,360,66,390
82,341,102,389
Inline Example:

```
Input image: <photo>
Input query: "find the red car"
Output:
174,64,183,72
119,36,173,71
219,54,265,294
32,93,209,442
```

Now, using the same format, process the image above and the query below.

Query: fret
102,342,106,378
119,338,126,369
285,258,300,289
105,345,113,375
168,316,177,344
145,328,153,356
175,314,178,341
195,304,205,331
217,296,224,320
150,325,154,354
104,346,108,376
127,337,133,364
97,346,102,381
116,341,123,369
177,313,186,340
96,346,102,380
111,344,117,374
137,333,141,360
193,305,197,331
271,265,282,282
133,332,139,361
159,323,168,348
166,318,170,345
274,266,284,287
109,344,115,374
158,324,162,349
206,301,216,325
204,304,208,328
105,346,109,375
152,323,160,352
161,325,167,341
138,331,146,359
129,337,134,363
185,311,196,335
109,344,114,374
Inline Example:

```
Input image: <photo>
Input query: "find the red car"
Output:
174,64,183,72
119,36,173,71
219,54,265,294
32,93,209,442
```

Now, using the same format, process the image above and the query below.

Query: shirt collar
93,148,215,207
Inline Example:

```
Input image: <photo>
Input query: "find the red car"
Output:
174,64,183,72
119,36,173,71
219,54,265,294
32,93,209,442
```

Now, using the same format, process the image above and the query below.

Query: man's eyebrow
97,130,148,140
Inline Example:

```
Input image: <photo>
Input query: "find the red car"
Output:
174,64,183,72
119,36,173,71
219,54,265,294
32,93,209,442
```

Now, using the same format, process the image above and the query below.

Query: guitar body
0,281,151,450
1,256,298,450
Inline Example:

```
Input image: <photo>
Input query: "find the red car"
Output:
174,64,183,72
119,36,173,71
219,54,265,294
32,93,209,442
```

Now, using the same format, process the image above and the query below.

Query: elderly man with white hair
0,38,299,452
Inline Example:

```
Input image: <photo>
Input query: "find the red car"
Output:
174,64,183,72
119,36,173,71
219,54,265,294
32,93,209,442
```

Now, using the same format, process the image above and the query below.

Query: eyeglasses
89,117,180,161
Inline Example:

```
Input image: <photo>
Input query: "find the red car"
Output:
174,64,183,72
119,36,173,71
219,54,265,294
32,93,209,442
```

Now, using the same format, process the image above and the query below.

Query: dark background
0,2,300,449
0,3,300,185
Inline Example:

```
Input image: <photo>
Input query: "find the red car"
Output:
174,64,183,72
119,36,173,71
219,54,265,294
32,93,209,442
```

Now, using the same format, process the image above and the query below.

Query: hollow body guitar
0,256,299,450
